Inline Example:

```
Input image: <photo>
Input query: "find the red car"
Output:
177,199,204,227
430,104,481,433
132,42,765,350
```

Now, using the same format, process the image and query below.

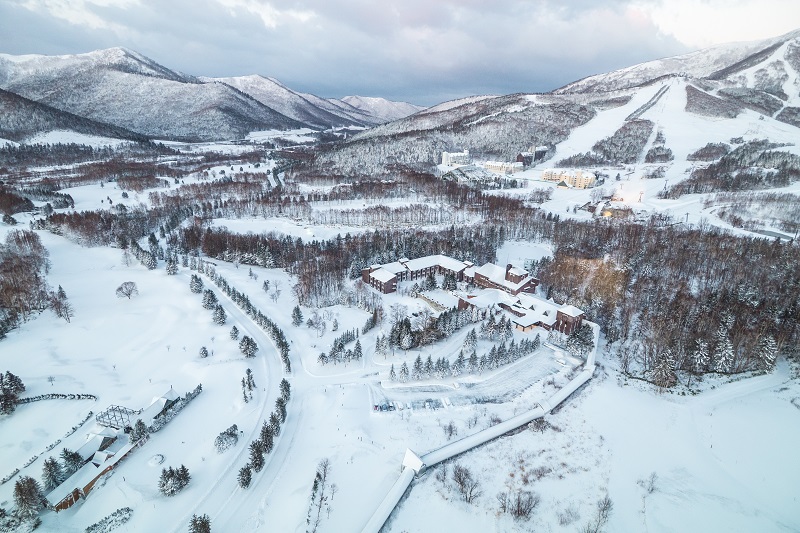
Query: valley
1,25,800,533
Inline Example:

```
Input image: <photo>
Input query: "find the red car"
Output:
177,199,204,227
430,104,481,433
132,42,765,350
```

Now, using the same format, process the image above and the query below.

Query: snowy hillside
340,96,425,123
0,48,304,142
555,28,800,94
0,88,146,144
207,75,365,129
316,29,800,177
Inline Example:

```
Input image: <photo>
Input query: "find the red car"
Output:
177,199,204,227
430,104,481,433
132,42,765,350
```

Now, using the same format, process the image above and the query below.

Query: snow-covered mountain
0,87,147,143
340,95,425,123
555,28,800,94
208,75,423,128
0,47,305,142
0,47,425,142
317,28,800,175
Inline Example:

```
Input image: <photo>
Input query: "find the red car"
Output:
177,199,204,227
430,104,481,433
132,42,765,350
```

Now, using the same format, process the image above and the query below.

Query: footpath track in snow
362,324,599,533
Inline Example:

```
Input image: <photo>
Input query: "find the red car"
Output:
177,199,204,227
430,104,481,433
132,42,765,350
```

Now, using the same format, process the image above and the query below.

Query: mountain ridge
0,48,425,142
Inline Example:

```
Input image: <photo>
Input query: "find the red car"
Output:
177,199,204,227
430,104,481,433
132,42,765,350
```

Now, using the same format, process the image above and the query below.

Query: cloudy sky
2,0,799,105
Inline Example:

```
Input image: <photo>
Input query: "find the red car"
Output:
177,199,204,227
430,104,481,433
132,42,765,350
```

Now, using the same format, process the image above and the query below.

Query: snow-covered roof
88,426,117,439
421,290,460,310
559,304,584,317
76,434,112,461
404,254,468,273
461,288,515,309
47,438,136,505
475,262,506,281
511,313,539,328
508,265,527,277
381,261,407,275
162,387,180,402
474,263,535,293
370,268,396,283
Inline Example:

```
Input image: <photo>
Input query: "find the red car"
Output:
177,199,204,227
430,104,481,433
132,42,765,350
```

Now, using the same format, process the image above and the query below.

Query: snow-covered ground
210,217,370,241
387,360,800,533
2,175,798,532
0,209,800,531
23,131,134,148
246,129,318,144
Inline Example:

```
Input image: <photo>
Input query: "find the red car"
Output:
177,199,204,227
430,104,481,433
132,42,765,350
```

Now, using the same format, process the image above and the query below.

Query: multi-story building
484,161,524,175
542,168,596,189
441,150,471,167
465,263,538,296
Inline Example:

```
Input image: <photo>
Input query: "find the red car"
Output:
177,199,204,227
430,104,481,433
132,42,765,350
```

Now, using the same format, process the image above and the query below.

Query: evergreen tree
41,456,63,492
463,328,477,352
441,272,457,291
423,272,438,291
692,339,709,372
212,304,226,325
376,334,385,357
60,448,83,477
239,336,258,357
565,323,594,357
651,350,676,389
166,259,178,275
268,412,281,436
412,355,423,380
158,468,178,496
275,396,287,422
389,364,397,381
452,351,465,377
0,370,25,415
189,514,211,533
230,325,239,340
399,362,410,382
143,251,157,270
468,350,478,374
238,465,252,489
261,424,274,453
713,325,734,373
202,289,218,310
424,355,434,378
130,419,150,442
279,378,291,401
757,334,778,370
199,346,209,358
332,318,339,331
400,331,413,351
189,275,204,294
353,340,363,360
292,305,304,327
176,465,191,489
249,441,265,472
13,476,44,520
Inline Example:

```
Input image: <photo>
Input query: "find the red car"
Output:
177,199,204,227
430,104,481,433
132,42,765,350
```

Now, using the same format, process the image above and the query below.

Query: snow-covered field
387,360,800,533
2,203,798,532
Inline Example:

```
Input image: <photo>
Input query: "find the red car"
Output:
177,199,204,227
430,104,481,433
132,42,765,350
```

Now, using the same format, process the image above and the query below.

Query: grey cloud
1,0,694,105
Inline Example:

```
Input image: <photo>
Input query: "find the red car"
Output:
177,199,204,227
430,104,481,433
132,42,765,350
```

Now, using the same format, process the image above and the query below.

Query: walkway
362,324,599,532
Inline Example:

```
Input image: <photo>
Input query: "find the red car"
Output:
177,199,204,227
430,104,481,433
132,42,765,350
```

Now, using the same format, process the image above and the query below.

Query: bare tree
307,458,332,533
497,490,540,519
581,494,613,533
116,281,138,299
452,464,481,504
